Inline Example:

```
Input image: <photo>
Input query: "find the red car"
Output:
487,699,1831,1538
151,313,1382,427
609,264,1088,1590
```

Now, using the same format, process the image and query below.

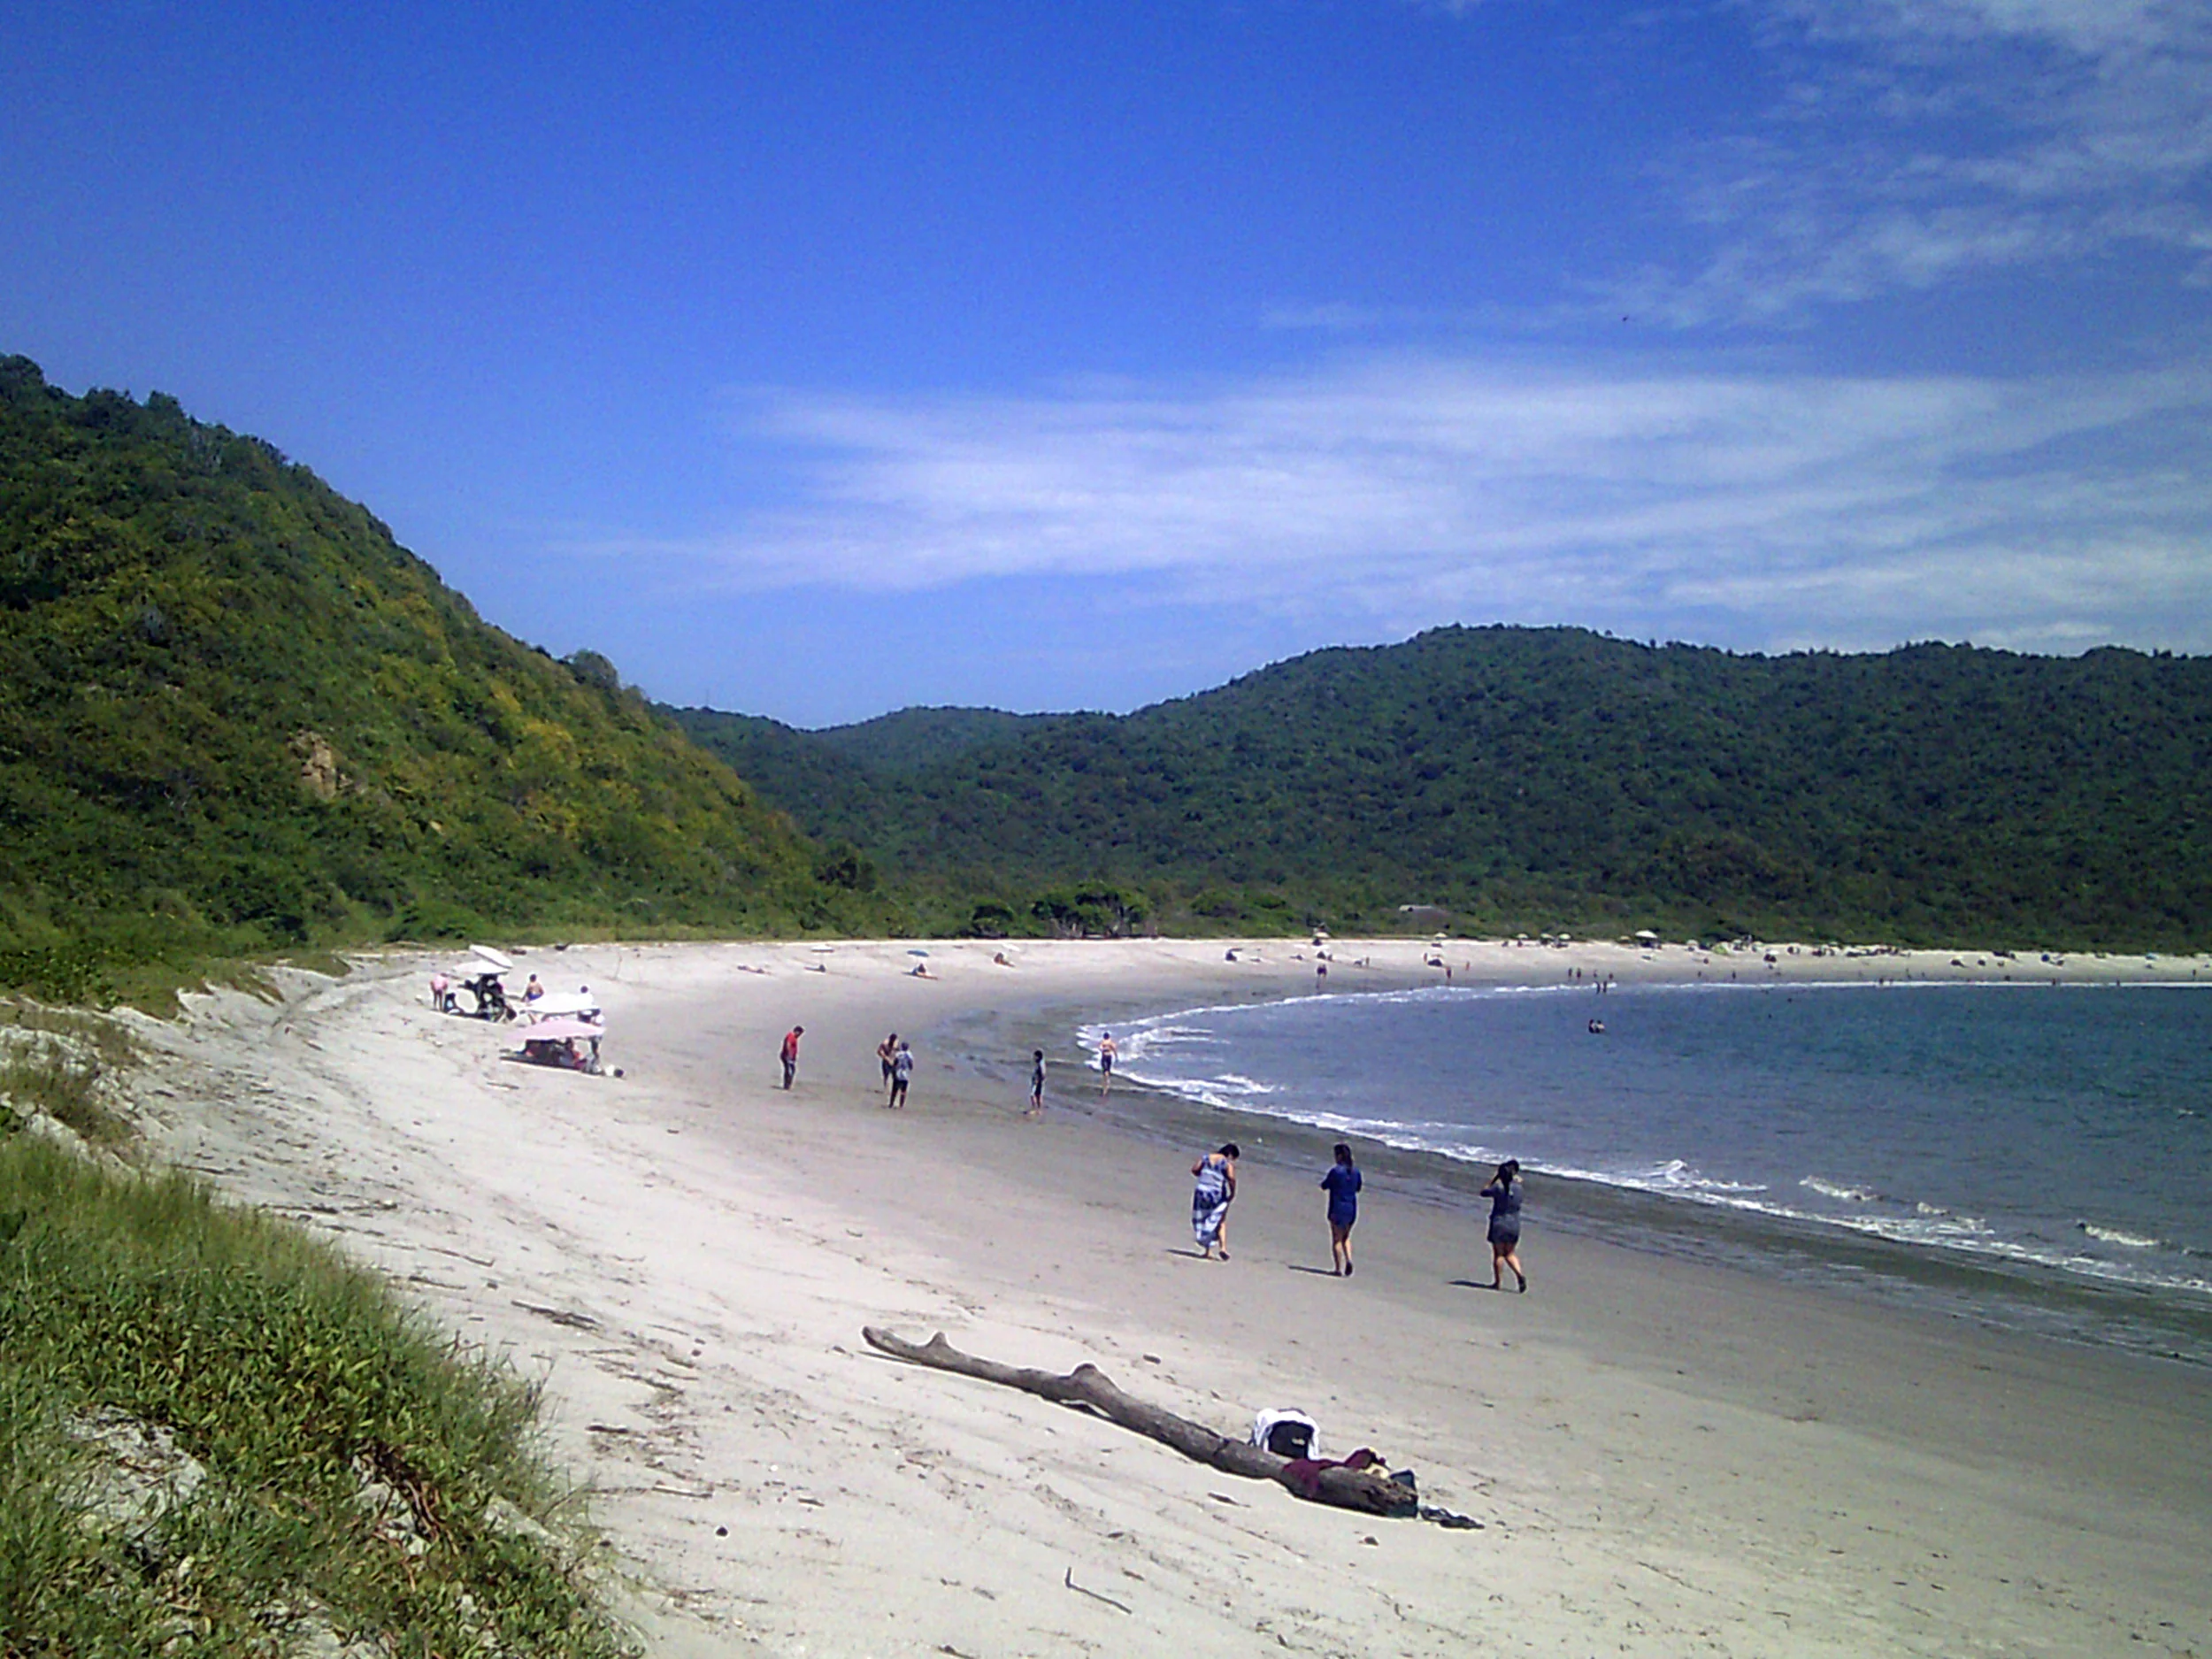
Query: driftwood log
861,1327,1417,1517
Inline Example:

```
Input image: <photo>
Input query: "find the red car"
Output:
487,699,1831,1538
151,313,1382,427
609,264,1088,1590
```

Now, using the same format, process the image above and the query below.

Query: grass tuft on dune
0,1127,631,1655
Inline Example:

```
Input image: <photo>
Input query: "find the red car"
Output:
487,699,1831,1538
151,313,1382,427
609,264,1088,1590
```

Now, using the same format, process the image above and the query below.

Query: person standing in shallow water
1191,1143,1238,1260
1320,1142,1362,1277
1097,1032,1118,1096
1483,1159,1526,1291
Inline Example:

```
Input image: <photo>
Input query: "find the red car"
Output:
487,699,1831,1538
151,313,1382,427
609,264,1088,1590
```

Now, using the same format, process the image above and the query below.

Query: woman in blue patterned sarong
1190,1143,1240,1260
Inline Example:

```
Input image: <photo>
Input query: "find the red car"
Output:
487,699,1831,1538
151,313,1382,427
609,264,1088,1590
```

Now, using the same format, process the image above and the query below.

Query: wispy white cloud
572,354,2212,653
1610,0,2212,324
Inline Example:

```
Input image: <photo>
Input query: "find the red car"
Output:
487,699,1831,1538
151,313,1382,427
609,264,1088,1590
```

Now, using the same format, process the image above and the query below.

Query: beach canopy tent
520,992,599,1020
516,1017,602,1042
1634,930,1661,941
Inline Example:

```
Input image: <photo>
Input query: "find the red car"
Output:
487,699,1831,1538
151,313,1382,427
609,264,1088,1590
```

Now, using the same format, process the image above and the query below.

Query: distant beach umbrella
472,944,517,971
907,949,929,956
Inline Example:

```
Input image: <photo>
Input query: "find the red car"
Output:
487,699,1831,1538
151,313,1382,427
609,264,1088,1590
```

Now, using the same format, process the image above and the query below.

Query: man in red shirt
780,1025,803,1090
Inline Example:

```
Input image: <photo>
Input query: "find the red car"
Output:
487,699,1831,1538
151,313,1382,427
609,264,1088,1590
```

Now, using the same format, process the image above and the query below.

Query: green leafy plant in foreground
0,1134,629,1656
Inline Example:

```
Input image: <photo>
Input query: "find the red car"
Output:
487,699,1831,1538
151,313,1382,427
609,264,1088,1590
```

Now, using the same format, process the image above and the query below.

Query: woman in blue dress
1483,1159,1526,1292
1320,1142,1363,1277
1190,1143,1239,1260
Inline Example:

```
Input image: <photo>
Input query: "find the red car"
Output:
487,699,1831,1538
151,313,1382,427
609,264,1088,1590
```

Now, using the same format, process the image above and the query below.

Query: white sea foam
2078,1222,2162,1248
1801,1177,1881,1204
1648,1158,1767,1194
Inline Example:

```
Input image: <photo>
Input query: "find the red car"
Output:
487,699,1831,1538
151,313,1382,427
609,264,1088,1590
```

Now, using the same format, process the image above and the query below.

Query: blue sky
4,1,2208,724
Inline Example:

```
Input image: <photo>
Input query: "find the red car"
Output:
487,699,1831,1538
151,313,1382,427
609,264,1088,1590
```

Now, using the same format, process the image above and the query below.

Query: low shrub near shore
0,1133,630,1656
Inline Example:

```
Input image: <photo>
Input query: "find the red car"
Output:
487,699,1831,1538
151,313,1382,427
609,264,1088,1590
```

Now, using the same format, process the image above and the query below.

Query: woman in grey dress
1482,1159,1526,1292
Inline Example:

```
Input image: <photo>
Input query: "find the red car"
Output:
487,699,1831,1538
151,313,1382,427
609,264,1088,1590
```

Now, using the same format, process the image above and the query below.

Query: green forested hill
7,354,2200,974
672,628,2212,948
812,706,1063,772
0,357,878,995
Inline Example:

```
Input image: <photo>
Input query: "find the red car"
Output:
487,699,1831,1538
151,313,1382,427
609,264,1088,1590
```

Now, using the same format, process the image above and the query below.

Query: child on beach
888,1040,913,1109
1027,1049,1047,1117
1483,1159,1526,1292
1191,1143,1239,1260
1321,1143,1362,1277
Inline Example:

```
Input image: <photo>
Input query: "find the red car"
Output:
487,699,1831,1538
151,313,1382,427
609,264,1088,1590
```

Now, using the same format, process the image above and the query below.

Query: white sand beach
119,938,2212,1656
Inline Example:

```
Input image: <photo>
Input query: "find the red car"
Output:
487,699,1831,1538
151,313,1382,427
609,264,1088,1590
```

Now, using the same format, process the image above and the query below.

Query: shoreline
942,965,2212,1360
123,937,2212,1655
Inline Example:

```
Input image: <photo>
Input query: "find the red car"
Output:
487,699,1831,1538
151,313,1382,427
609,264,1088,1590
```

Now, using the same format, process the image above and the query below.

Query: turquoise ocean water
1079,981,2212,1356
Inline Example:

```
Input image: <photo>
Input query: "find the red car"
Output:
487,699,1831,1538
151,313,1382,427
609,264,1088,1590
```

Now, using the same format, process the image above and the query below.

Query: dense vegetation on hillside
0,357,879,996
673,628,2212,949
4,354,2200,976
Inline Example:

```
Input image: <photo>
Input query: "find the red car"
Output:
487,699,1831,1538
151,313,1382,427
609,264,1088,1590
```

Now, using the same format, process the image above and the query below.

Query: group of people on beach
773,1020,1528,1287
774,1026,915,1105
1188,1140,1527,1289
874,1032,914,1107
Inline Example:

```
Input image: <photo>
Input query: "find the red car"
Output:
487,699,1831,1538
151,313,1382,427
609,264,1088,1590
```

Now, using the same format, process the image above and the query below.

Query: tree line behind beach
673,626,2212,950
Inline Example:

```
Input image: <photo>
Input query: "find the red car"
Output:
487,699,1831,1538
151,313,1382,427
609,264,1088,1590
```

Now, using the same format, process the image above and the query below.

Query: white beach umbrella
472,944,516,971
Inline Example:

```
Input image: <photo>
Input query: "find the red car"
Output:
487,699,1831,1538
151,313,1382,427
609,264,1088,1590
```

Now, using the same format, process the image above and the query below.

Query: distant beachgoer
1321,1142,1363,1277
1098,1033,1118,1096
1192,1143,1239,1260
878,1033,898,1088
1027,1049,1047,1117
888,1040,913,1109
429,972,451,1013
1483,1160,1526,1292
523,974,544,1003
1587,1018,1604,1034
780,1025,803,1090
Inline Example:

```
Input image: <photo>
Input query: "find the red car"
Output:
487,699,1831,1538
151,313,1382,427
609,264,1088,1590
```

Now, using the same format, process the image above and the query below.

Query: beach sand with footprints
119,937,2212,1656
